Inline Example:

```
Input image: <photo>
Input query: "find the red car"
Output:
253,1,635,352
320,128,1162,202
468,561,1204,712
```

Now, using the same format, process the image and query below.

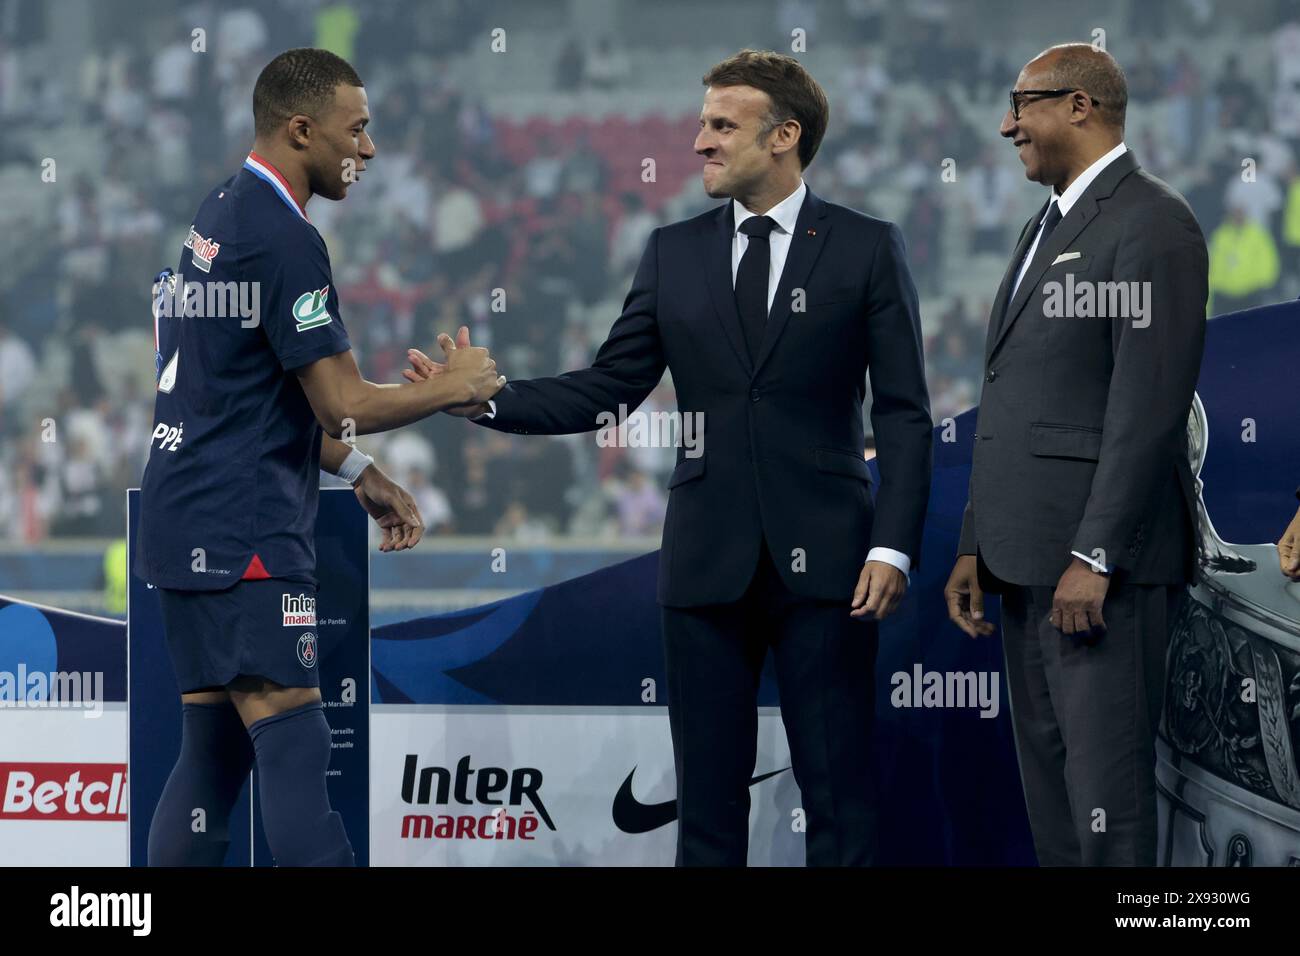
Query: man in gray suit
944,43,1208,866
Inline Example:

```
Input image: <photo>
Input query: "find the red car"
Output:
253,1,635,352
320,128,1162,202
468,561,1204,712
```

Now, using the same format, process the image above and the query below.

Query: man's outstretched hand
404,325,496,418
353,464,424,552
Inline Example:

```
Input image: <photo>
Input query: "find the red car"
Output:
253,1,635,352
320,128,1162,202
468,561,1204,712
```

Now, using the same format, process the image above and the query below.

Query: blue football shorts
157,577,322,693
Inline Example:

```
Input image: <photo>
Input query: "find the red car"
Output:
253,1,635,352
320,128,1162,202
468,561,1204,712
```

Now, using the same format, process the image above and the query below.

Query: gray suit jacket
958,149,1207,588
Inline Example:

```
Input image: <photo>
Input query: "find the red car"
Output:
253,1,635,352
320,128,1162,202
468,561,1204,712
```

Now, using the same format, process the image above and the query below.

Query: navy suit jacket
480,187,933,607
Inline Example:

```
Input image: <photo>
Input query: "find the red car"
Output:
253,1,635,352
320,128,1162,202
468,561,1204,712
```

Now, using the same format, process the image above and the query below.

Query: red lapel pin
807,228,816,236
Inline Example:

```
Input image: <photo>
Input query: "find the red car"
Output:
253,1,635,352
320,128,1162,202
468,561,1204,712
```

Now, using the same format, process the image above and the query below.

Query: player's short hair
253,48,364,138
1033,43,1128,131
702,49,829,169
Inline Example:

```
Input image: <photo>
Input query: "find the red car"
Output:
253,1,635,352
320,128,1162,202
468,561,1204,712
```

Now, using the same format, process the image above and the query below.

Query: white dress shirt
1009,141,1128,301
733,180,910,580
731,179,806,314
1006,141,1128,575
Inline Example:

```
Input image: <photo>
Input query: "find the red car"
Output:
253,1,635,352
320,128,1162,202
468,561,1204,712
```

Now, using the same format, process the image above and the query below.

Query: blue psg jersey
135,152,352,591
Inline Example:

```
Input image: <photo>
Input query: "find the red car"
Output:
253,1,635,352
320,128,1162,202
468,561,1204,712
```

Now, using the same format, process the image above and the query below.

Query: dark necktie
1003,199,1062,323
735,215,777,363
1034,199,1063,254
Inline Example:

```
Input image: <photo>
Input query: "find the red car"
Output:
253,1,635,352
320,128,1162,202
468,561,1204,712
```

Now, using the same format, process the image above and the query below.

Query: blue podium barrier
5,302,1291,866
363,303,1300,866
127,487,370,866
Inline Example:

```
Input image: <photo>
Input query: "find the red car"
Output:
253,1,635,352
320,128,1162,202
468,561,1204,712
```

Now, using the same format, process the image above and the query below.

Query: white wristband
338,447,374,485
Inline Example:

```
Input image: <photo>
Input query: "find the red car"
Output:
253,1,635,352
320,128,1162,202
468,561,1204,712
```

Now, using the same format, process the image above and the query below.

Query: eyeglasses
1009,88,1100,121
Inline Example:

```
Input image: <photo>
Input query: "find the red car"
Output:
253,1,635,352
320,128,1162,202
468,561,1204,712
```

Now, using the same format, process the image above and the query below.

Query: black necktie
1003,200,1062,323
1035,199,1063,253
735,215,777,363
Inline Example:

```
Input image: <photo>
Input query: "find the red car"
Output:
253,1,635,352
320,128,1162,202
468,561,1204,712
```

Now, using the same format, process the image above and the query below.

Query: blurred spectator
405,466,453,534
585,36,630,90
611,465,666,537
3,0,1299,550
1281,163,1300,291
903,183,944,295
433,170,486,268
833,130,889,191
103,538,127,614
1213,55,1262,132
555,37,584,92
1208,205,1280,314
50,436,105,537
494,499,550,541
151,38,198,105
0,322,35,407
609,193,658,275
524,135,565,200
1127,42,1165,102
839,49,889,137
844,0,887,42
1272,20,1300,138
963,146,1018,254
316,3,361,62
1223,159,1283,230
1166,48,1209,161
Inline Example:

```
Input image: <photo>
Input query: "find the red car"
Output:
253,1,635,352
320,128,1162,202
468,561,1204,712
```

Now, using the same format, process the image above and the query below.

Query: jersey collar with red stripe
242,151,311,223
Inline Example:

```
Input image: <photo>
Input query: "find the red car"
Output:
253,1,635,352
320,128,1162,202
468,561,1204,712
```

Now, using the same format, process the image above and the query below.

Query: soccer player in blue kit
136,48,504,866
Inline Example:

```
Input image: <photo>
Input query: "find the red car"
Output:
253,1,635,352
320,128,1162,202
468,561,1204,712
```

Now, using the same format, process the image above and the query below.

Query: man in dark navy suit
409,49,932,865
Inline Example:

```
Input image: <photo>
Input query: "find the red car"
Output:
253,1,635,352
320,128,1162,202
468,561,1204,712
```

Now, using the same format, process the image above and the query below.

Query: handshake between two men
306,326,504,557
395,326,908,623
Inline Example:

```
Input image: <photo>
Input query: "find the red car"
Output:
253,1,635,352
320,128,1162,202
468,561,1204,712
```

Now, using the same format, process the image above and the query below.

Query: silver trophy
1156,394,1300,865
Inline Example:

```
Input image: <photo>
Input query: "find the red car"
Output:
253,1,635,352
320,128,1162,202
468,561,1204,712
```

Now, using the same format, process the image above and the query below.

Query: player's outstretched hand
404,325,500,417
353,464,424,552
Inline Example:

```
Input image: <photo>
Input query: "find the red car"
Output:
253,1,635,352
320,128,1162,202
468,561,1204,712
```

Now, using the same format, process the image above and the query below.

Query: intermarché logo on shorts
282,593,316,627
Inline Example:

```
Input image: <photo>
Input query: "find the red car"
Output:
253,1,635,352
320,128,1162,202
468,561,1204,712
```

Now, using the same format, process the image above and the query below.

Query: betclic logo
1,763,128,820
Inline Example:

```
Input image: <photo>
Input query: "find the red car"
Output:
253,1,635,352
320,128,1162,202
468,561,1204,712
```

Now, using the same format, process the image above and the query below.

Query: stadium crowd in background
1,0,1297,546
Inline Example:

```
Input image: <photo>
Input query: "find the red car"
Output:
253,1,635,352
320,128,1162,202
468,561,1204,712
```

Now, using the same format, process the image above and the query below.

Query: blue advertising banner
368,304,1300,865
127,487,369,866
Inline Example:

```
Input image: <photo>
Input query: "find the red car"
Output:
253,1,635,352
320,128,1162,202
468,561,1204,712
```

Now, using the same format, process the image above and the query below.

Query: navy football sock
249,700,355,866
147,700,254,866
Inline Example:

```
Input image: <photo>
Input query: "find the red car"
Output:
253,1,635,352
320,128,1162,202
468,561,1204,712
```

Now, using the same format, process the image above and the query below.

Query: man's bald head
1028,43,1128,131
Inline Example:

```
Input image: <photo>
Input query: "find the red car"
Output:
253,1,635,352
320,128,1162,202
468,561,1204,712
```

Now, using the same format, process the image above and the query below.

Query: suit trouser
661,543,878,866
997,577,1184,865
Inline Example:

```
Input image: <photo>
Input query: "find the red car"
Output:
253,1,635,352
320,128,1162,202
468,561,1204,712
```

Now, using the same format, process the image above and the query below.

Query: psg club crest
297,632,318,669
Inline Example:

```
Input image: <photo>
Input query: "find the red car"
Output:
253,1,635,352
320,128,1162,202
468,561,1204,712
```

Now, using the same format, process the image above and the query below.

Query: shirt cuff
471,400,497,421
1070,550,1112,574
866,547,911,583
